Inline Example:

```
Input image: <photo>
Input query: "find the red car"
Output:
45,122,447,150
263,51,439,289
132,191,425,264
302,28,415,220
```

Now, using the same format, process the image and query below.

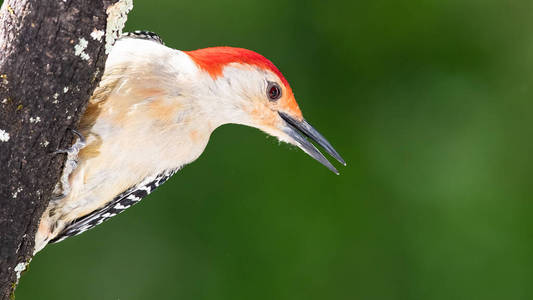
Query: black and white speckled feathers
121,30,164,45
50,168,178,243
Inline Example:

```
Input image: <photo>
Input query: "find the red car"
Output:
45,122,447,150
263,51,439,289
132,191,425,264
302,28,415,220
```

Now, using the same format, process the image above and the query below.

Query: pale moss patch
105,0,133,54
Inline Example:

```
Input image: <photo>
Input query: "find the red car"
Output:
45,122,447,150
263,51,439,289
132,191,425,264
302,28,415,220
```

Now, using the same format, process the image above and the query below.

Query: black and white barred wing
50,169,178,244
121,30,164,44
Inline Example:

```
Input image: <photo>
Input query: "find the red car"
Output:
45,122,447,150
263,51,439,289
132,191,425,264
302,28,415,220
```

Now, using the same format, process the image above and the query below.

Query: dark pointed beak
279,112,346,175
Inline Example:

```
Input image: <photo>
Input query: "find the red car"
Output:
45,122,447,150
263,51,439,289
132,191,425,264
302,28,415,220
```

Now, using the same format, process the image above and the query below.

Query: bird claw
51,193,67,201
52,149,69,155
53,129,86,155
51,129,87,200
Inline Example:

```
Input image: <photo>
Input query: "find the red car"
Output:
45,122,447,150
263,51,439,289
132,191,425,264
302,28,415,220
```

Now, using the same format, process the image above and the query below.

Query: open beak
279,112,346,175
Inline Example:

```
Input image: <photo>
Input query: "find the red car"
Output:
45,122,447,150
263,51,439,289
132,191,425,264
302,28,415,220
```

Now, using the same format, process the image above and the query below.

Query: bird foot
52,129,86,200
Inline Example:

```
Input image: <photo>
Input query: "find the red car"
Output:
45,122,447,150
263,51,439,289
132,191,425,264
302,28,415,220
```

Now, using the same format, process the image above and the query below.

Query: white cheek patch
216,64,279,100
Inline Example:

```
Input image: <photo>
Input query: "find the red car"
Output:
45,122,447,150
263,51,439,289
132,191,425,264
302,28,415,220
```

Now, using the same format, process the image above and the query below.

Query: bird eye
267,82,282,101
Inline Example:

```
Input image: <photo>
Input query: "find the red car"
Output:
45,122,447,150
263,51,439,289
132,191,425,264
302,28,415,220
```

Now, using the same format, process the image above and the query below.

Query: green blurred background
11,0,533,299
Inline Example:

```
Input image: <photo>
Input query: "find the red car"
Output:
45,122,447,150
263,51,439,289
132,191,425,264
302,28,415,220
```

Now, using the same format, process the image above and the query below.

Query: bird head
186,47,345,174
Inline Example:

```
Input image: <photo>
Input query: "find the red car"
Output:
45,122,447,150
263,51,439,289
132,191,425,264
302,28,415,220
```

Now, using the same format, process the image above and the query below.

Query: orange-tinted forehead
185,47,291,90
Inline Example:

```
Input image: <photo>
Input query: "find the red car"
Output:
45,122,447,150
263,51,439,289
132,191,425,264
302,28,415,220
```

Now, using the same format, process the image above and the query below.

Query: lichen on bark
0,1,132,298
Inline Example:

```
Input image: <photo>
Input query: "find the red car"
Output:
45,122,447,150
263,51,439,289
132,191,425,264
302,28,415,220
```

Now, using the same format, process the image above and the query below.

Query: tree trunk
0,0,132,298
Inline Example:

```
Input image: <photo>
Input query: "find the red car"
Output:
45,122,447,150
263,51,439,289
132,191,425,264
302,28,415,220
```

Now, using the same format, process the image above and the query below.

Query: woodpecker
34,31,345,253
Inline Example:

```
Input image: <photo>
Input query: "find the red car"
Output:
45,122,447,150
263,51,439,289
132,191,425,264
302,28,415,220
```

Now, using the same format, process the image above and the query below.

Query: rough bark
0,0,132,298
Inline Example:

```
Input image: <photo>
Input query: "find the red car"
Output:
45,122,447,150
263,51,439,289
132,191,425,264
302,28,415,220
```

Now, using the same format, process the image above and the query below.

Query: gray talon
51,193,67,201
53,129,86,155
52,128,87,200
71,129,86,144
